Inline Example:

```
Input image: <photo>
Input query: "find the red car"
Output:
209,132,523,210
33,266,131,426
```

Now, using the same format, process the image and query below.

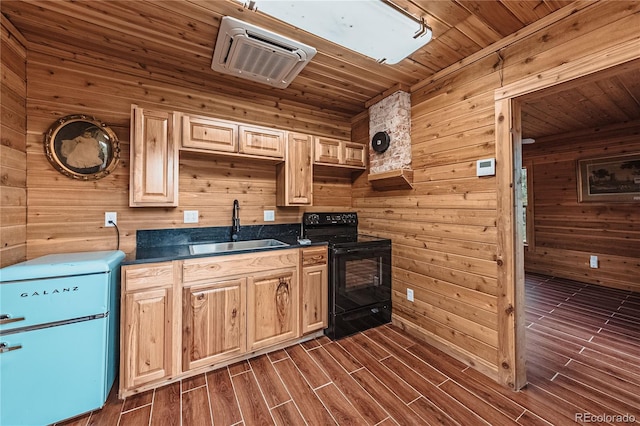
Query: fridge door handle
0,314,25,325
0,342,22,353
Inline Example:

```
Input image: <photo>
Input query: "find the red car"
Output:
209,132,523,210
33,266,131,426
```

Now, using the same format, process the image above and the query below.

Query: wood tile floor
58,274,640,425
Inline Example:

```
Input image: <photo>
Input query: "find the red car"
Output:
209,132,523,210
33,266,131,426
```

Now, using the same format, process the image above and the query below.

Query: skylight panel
240,0,432,64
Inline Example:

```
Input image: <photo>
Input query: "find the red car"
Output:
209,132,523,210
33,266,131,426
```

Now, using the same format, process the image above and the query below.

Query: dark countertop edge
122,241,328,266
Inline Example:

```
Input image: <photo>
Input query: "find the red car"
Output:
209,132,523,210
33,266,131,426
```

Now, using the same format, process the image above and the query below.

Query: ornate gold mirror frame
44,114,120,180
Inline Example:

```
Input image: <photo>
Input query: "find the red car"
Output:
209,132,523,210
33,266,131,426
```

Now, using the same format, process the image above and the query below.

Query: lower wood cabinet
182,278,246,371
122,288,174,389
247,268,298,351
300,247,328,334
120,247,327,398
120,262,179,395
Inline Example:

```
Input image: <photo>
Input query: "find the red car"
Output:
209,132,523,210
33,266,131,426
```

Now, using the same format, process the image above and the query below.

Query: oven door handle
332,246,390,255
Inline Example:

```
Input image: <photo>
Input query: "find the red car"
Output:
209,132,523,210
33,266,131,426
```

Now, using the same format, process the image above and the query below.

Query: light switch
184,210,199,224
264,210,275,222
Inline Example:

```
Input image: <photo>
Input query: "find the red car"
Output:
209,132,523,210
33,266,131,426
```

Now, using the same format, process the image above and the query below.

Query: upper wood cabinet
181,114,237,153
314,136,366,169
181,116,284,160
276,132,313,206
314,136,342,164
239,125,285,158
344,142,367,168
130,105,179,207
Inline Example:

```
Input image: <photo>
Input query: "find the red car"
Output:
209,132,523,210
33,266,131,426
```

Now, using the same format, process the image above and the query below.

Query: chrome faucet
231,199,240,240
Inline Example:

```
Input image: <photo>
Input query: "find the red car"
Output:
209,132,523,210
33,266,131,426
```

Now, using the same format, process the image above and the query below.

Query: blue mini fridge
0,250,125,425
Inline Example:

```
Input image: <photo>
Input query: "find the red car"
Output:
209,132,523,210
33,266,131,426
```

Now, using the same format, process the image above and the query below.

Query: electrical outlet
184,210,199,224
407,288,414,302
264,210,275,222
105,212,117,227
589,255,598,269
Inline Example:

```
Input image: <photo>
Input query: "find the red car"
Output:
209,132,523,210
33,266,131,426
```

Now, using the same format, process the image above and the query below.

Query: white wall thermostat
476,158,496,177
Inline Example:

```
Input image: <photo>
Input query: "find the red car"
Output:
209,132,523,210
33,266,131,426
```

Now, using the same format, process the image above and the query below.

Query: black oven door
330,243,391,314
327,243,392,339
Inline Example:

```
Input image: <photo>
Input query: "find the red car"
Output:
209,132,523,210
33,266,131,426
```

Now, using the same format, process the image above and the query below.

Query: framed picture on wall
577,153,640,202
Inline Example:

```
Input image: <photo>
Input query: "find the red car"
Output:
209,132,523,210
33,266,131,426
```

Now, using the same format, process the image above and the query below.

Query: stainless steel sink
189,238,289,255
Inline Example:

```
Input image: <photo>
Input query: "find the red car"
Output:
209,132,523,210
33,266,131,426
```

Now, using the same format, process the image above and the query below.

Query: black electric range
302,212,392,339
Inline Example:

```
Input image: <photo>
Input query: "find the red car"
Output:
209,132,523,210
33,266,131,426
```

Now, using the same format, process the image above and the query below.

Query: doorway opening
494,45,640,390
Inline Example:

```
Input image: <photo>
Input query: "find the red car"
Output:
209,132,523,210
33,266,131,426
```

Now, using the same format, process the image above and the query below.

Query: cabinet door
344,142,366,168
130,105,179,207
314,136,342,165
183,278,246,371
182,115,238,153
301,263,328,334
277,132,313,206
122,287,174,390
239,125,284,158
247,268,299,351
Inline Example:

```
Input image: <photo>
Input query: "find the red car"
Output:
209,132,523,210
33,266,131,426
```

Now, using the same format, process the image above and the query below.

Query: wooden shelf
367,169,413,190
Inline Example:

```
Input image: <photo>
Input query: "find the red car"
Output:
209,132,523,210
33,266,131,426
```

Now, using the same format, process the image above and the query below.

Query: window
521,161,535,249
521,167,528,244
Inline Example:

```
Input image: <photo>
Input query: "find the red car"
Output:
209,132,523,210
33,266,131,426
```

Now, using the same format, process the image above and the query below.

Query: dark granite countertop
123,223,327,265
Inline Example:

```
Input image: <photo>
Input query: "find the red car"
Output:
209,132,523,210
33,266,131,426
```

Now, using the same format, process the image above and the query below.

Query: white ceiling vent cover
211,16,316,89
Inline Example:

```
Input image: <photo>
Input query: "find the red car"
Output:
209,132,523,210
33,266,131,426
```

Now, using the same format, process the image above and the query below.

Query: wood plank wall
22,48,354,260
523,121,640,292
1,17,27,267
352,1,640,380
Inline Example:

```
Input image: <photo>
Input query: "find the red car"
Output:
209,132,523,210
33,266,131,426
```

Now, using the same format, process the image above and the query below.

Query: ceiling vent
211,16,316,89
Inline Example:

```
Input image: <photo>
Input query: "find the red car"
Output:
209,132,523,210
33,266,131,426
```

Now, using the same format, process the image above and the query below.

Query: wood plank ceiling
3,0,638,138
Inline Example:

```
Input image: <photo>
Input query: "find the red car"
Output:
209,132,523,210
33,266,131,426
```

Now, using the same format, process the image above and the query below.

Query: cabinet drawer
183,250,299,283
302,247,328,266
123,263,174,291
